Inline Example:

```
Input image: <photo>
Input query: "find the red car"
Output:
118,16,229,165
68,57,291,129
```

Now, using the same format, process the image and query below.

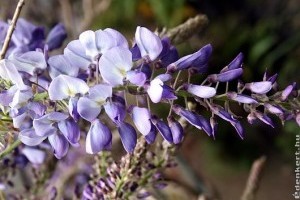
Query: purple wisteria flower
135,26,162,61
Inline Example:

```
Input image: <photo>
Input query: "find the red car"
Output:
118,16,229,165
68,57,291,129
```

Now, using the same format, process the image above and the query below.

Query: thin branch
241,156,267,200
59,0,74,38
0,0,26,60
161,14,209,45
0,139,21,160
79,0,112,32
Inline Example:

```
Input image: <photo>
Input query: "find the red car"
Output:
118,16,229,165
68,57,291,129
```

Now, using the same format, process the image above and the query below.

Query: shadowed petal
220,52,243,72
58,119,80,146
281,82,296,101
126,70,147,86
9,51,47,75
18,128,46,146
68,97,80,122
151,117,173,143
167,117,183,144
46,23,67,51
264,103,284,115
118,122,137,153
48,133,69,159
22,147,46,164
64,40,91,70
104,101,126,123
77,97,101,122
145,123,157,144
86,119,112,154
227,92,258,104
216,68,243,82
48,55,79,78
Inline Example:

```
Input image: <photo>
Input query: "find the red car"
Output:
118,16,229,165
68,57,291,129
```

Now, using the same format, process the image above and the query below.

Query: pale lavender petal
10,87,33,109
68,97,80,122
88,84,112,103
147,78,163,103
264,103,284,115
64,40,91,70
58,119,80,146
227,92,258,104
104,28,128,48
46,23,67,51
48,133,69,159
0,86,17,106
131,106,151,135
281,82,296,101
77,97,101,122
47,112,69,121
0,60,26,89
27,102,46,118
296,113,300,127
155,74,172,82
48,55,79,78
187,84,216,98
18,128,46,146
48,75,89,100
33,117,57,137
118,122,137,153
135,26,162,61
86,119,112,154
151,117,173,143
99,47,132,86
126,70,146,86
245,81,272,94
12,112,28,129
22,147,45,164
9,51,47,75
79,30,98,58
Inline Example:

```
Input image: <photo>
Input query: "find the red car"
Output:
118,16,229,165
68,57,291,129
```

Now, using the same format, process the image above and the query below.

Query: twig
0,0,26,60
160,14,209,45
80,0,112,32
59,0,74,38
241,156,267,200
0,139,21,160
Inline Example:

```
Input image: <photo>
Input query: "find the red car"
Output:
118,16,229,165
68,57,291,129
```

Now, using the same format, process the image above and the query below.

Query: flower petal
48,55,79,78
245,81,272,94
126,70,147,86
88,84,112,103
48,133,69,159
58,119,80,146
135,26,162,61
167,117,183,144
227,92,258,104
77,97,101,122
46,23,67,51
131,106,152,136
79,30,98,58
99,47,132,86
118,122,137,153
86,119,112,154
22,147,46,164
18,128,46,146
151,117,173,143
187,84,216,98
64,40,91,70
48,75,89,100
147,78,163,103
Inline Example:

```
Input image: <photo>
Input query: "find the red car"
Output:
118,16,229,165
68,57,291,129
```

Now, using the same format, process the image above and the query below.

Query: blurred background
1,0,299,199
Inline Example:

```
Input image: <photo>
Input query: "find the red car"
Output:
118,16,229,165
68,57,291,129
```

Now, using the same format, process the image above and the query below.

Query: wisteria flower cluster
0,18,299,163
